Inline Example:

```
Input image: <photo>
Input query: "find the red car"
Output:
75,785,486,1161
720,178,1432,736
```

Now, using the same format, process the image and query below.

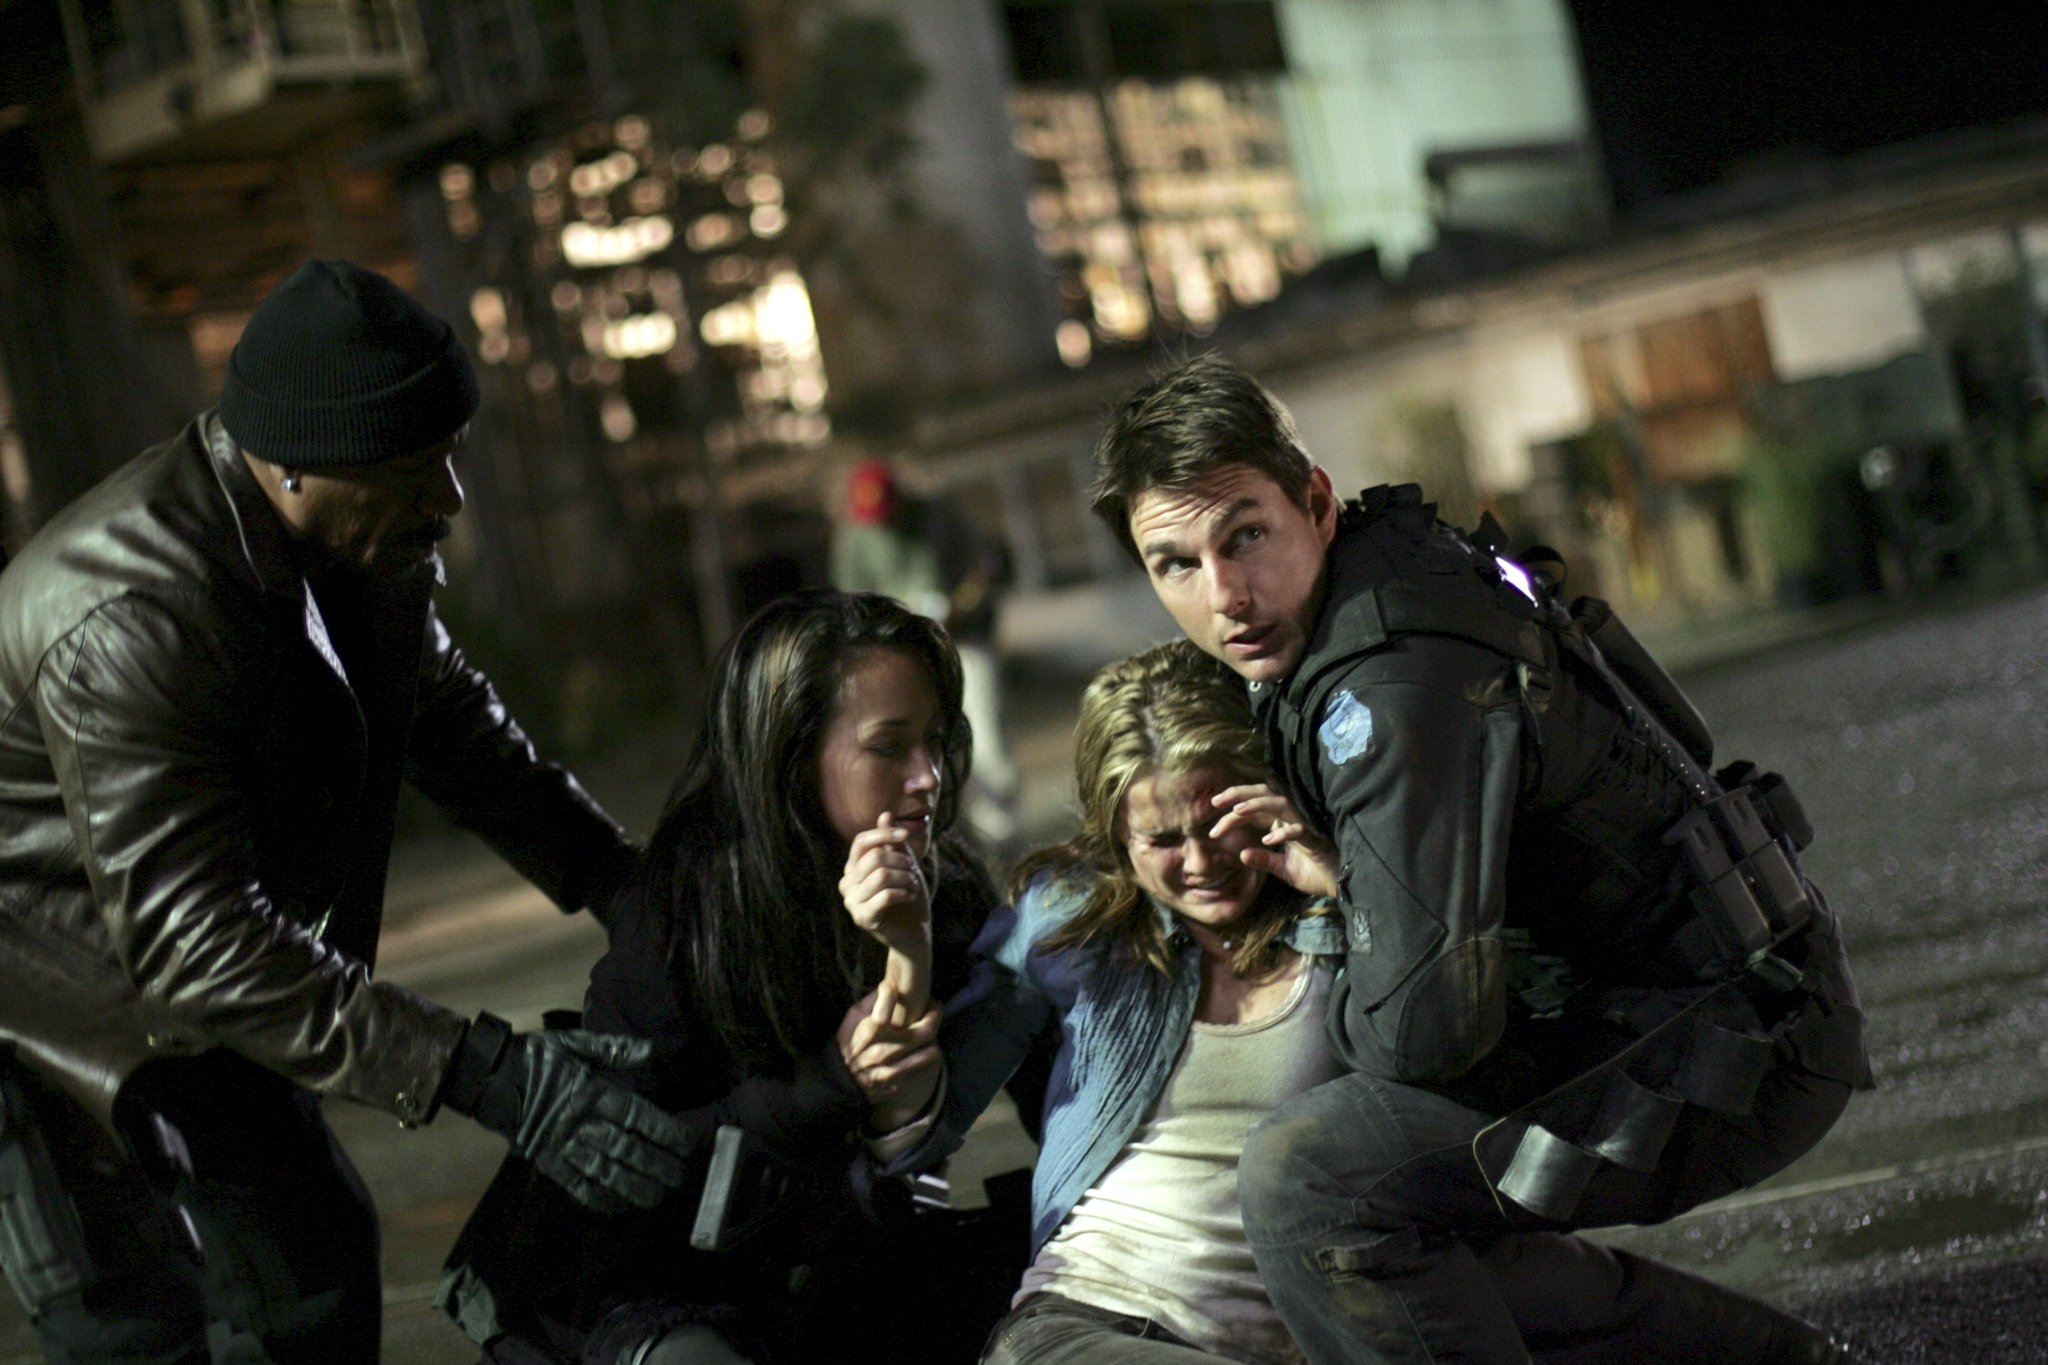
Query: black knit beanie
218,259,480,468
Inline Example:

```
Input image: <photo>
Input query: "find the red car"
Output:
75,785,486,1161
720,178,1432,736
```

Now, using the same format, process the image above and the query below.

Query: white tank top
1018,960,1342,1365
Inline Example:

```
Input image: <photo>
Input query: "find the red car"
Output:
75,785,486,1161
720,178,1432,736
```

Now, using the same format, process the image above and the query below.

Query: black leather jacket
0,413,635,1132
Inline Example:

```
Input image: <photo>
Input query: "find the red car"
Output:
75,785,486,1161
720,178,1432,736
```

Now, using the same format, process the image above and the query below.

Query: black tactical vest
1256,486,1704,989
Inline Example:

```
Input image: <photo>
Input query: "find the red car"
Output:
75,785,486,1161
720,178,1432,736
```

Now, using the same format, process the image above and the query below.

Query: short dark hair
1090,353,1315,561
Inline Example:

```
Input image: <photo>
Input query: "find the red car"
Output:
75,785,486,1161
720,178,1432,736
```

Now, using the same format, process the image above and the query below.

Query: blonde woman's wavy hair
1009,638,1303,978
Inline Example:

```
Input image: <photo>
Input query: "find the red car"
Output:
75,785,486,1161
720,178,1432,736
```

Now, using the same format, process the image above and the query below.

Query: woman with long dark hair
441,590,1000,1365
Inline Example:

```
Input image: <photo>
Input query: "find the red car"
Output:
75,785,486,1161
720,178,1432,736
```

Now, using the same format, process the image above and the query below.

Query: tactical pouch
688,1125,800,1254
1587,1072,1684,1172
1496,1124,1601,1223
1492,997,1776,1221
0,1065,93,1313
1672,1021,1775,1114
1751,771,1815,852
1496,1070,1687,1221
1665,786,1815,978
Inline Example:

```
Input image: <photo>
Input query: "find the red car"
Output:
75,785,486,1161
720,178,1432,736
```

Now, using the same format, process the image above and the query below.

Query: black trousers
1,1052,381,1365
1238,932,1864,1365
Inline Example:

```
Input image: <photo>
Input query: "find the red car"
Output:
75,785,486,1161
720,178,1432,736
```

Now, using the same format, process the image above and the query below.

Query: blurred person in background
442,590,1016,1365
832,457,1021,857
0,259,699,1365
1092,354,1870,1365
891,639,1346,1365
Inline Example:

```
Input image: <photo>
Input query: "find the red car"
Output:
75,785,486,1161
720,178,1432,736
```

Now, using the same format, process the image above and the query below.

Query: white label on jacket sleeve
1320,690,1374,765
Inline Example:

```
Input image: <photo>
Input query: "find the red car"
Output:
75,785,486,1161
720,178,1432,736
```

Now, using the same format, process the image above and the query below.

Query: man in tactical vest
1093,355,1872,1364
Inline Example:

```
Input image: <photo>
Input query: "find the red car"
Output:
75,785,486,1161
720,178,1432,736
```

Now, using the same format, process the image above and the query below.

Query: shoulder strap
1553,622,1718,804
1298,493,1549,699
1554,613,1815,982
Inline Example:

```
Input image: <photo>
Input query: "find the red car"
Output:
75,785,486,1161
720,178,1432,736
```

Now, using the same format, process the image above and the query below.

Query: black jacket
1252,486,1871,1115
0,414,635,1131
444,844,997,1364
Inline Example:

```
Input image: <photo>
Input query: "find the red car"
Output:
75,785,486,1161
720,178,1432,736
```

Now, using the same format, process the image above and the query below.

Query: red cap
846,459,895,524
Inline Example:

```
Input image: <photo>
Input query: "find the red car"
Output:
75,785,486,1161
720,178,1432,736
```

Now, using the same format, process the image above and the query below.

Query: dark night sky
1566,3,2048,214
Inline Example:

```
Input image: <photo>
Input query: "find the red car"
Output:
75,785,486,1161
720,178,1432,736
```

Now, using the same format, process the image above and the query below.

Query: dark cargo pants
0,1052,381,1365
1238,939,1864,1365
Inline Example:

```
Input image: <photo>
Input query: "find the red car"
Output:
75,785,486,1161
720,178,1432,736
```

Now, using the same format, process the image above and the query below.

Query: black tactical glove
437,1013,698,1215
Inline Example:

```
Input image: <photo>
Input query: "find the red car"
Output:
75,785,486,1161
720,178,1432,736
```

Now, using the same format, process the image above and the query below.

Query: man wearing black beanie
0,260,701,1364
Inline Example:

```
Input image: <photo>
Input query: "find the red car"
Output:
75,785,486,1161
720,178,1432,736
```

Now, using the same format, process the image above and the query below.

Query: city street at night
9,3,2048,1356
1600,583,2048,1362
1,585,2042,1362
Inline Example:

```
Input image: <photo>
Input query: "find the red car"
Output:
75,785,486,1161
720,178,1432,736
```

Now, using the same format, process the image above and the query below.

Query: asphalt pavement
6,580,2048,1362
1591,581,2048,1361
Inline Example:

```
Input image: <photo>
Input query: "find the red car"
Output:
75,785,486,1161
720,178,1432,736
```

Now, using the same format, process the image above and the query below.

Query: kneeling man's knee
1240,1096,1397,1248
1240,1107,1319,1232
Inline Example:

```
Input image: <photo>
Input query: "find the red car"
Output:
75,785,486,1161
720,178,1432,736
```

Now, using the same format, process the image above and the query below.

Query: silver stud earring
281,472,301,493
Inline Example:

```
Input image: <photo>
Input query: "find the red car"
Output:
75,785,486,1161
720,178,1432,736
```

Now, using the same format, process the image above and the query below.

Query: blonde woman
888,639,1344,1365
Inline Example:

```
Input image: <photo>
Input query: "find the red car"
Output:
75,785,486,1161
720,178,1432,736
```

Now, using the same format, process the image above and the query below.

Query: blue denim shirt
904,872,1346,1254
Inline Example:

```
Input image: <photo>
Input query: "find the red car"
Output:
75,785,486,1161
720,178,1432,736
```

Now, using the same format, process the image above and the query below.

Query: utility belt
1480,562,1836,1222
1480,858,1843,1224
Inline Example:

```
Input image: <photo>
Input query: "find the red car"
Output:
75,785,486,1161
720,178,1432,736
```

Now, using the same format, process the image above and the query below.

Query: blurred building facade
898,119,2048,643
5,0,2048,751
988,0,1602,366
850,5,2048,646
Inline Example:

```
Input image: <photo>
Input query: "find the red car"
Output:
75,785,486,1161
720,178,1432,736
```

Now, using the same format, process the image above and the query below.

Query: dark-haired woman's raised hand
1210,784,1339,898
837,979,944,1133
839,811,934,1021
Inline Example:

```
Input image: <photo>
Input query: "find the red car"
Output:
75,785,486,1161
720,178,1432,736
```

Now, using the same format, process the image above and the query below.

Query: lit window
686,214,743,252
569,151,639,198
602,313,678,359
443,109,832,469
1055,319,1092,367
1003,0,1313,357
600,394,637,441
560,216,675,268
469,288,507,334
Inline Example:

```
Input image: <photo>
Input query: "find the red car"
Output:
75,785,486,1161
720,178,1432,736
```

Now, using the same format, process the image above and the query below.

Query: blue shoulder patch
1319,689,1374,765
